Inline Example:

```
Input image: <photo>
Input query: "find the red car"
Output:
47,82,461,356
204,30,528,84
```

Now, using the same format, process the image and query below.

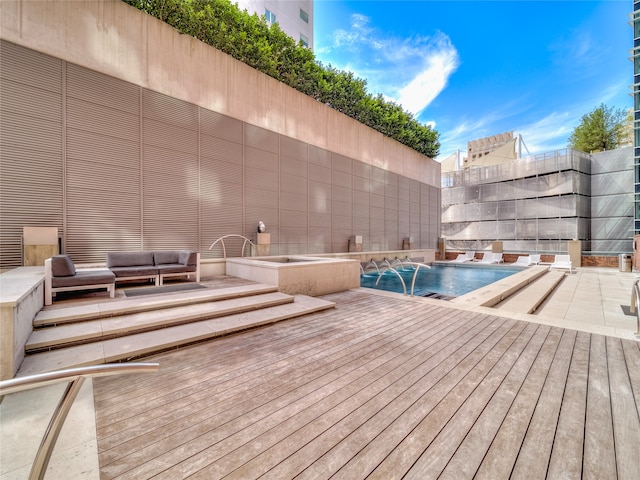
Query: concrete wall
0,0,439,187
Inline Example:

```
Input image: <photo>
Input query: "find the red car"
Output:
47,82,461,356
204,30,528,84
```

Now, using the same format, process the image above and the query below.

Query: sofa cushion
109,266,158,278
107,251,154,268
51,255,76,277
154,251,181,265
52,270,115,287
179,250,198,266
156,264,197,274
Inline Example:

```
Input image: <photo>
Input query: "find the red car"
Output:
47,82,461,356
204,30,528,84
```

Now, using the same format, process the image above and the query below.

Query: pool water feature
361,263,520,298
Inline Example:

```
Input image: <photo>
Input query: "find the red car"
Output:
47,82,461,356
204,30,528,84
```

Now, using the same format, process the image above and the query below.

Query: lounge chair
465,251,476,261
513,255,532,266
451,253,470,263
493,253,503,263
529,254,541,264
550,254,572,273
478,253,496,264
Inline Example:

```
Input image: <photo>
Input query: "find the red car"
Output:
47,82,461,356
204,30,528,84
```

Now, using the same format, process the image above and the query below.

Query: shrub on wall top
123,0,440,158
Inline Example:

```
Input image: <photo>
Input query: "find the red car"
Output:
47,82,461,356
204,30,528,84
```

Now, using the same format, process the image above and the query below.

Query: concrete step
26,292,294,353
495,270,566,314
34,283,279,327
17,295,335,376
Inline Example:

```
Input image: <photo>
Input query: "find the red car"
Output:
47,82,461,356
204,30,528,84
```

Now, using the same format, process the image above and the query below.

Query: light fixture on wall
257,221,266,233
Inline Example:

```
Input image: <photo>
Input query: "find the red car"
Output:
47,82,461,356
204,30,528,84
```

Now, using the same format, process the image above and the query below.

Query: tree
568,103,627,152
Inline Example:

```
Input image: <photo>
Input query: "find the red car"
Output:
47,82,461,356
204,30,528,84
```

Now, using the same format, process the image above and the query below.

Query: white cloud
326,15,460,116
396,36,459,116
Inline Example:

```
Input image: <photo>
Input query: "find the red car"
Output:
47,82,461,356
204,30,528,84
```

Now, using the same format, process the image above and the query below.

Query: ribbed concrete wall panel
1,40,440,267
309,163,332,185
309,145,331,167
280,155,308,178
200,109,243,144
67,64,139,114
200,134,243,167
2,79,62,120
143,118,197,155
1,41,62,92
245,167,279,196
332,170,352,189
143,89,198,130
67,98,139,143
245,145,279,173
244,124,278,153
280,136,307,160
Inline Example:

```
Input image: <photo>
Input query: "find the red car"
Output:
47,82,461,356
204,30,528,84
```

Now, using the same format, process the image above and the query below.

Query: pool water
360,264,519,298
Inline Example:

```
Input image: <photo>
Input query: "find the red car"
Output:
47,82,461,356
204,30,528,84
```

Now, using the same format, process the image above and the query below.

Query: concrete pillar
348,235,363,252
23,226,58,266
491,241,503,253
256,233,270,256
568,240,581,267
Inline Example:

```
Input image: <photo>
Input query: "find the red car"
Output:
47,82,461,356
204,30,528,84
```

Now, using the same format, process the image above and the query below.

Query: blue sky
313,0,632,160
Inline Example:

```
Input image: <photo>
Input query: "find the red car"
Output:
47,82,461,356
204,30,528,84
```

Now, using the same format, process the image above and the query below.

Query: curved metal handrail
406,262,432,297
375,266,407,295
0,363,159,480
632,277,640,338
208,234,256,258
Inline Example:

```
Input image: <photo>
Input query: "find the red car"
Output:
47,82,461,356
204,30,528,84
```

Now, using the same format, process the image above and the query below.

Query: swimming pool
360,263,520,298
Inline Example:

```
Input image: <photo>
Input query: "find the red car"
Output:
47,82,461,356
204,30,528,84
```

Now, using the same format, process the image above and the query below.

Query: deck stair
19,283,335,376
494,269,566,313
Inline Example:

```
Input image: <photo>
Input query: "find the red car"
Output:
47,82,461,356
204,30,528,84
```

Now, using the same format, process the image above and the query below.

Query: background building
441,146,633,256
631,1,640,233
235,0,314,49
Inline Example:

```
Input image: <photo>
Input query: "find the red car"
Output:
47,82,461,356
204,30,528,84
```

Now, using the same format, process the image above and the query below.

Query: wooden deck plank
89,289,640,480
606,336,640,480
99,304,440,472
510,329,577,479
583,334,617,479
546,330,590,479
473,326,563,479
229,315,510,480
366,320,531,479
311,316,516,480
96,295,430,429
99,303,472,478
438,324,552,478
195,312,495,480
403,322,542,479
145,309,483,479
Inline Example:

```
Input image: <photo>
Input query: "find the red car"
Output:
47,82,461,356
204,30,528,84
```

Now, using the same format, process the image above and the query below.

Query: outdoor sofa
106,250,200,286
44,255,115,305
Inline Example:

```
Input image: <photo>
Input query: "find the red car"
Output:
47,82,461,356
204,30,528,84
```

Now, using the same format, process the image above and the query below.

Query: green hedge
123,0,440,158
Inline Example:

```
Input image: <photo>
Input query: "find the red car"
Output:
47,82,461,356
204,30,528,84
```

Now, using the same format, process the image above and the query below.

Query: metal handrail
631,278,640,338
0,363,159,480
208,234,256,258
406,262,431,297
375,266,407,295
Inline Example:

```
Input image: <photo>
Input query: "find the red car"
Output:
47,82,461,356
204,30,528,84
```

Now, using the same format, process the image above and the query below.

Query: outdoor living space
1,266,639,479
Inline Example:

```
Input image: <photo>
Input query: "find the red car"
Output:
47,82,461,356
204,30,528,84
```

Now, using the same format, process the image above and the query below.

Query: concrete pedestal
568,240,581,267
23,227,58,266
256,233,270,256
348,235,363,252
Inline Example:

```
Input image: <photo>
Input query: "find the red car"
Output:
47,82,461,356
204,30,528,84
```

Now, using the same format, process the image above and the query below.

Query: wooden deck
93,289,640,479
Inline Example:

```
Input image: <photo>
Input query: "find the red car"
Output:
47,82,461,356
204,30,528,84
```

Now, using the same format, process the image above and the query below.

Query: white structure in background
235,0,314,50
440,134,633,256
